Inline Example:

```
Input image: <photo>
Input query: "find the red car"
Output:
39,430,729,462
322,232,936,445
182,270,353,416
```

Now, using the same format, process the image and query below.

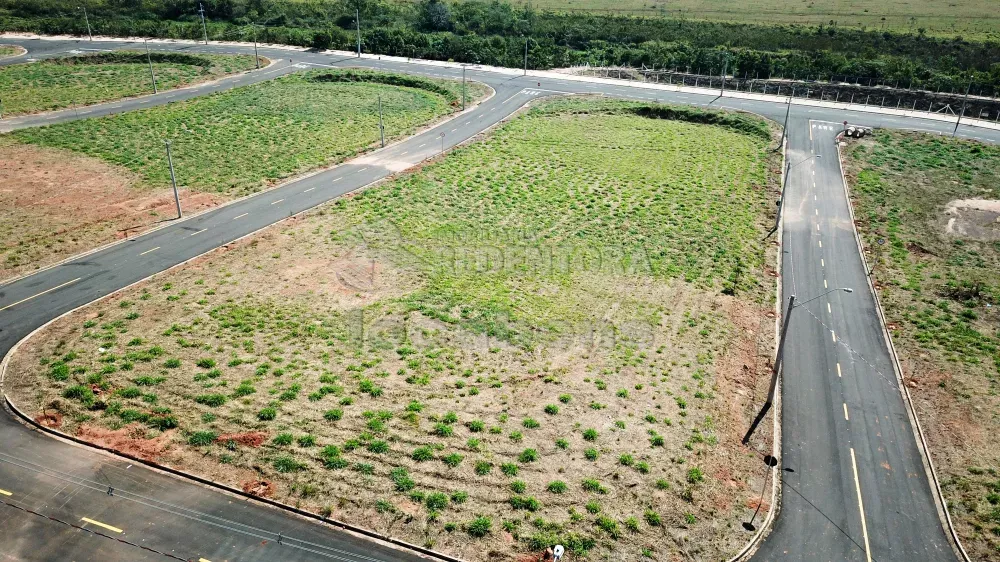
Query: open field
843,131,1000,559
0,51,261,116
498,0,1000,39
0,70,488,281
6,99,779,561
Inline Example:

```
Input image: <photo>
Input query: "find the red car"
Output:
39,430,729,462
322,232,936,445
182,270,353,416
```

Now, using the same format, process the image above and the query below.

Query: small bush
558,394,572,404
433,423,454,437
544,404,559,415
297,434,317,447
509,496,541,511
467,516,492,538
466,420,485,432
273,433,293,445
475,461,492,475
519,448,539,463
619,454,635,467
686,467,705,484
320,445,348,469
582,479,607,494
196,358,216,369
442,411,459,424
367,440,389,454
188,430,217,446
584,448,599,461
510,480,526,493
273,455,306,473
426,492,449,511
195,394,227,407
582,428,598,441
555,438,569,449
585,500,601,514
442,453,464,467
257,407,277,421
655,479,670,490
324,409,343,421
164,358,181,369
596,516,620,538
501,463,519,477
391,467,416,491
644,509,662,526
412,446,434,461
547,481,568,494
522,418,540,429
451,490,468,504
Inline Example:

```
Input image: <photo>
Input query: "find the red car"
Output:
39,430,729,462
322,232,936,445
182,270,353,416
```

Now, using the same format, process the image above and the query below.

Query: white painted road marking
837,363,842,377
190,229,207,236
270,199,284,205
233,213,248,220
139,247,160,256
0,278,82,313
303,187,315,192
843,403,849,420
850,448,873,562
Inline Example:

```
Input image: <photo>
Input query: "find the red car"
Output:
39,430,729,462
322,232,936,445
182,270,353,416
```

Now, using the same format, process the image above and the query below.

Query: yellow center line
270,199,284,205
0,488,11,496
849,448,874,562
233,213,248,220
0,277,82,313
843,403,850,420
139,246,160,256
837,363,842,377
199,559,212,562
81,517,123,534
190,229,207,236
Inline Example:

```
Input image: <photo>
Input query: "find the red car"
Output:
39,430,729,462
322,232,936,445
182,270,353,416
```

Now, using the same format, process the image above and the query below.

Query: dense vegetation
845,132,1000,559
3,0,999,94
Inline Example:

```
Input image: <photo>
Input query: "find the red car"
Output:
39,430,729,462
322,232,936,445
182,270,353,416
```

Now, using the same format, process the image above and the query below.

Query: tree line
3,0,999,93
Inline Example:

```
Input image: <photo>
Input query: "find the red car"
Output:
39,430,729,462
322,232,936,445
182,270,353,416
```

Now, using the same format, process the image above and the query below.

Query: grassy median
7,98,779,561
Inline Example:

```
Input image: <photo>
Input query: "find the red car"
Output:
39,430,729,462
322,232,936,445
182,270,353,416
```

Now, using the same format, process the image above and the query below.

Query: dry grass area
6,100,779,561
843,131,1000,558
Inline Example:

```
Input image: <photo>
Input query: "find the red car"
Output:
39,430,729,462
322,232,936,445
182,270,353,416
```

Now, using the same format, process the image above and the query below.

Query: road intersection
0,36,997,561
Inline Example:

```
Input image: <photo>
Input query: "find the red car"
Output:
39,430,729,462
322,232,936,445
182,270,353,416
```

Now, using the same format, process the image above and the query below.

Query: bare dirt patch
943,198,1000,241
241,479,276,498
76,423,173,462
0,143,226,281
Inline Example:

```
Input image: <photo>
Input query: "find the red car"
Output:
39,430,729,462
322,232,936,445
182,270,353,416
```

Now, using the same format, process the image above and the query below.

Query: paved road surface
1,36,998,561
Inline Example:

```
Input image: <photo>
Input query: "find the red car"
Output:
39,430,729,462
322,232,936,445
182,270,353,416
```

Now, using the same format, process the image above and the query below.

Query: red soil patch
76,423,172,462
241,479,275,498
34,410,63,428
215,431,268,448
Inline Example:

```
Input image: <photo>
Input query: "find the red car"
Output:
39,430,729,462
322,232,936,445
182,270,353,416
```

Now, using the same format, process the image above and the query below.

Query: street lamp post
741,287,854,445
164,140,182,219
251,24,260,70
144,39,157,94
763,155,821,240
198,3,208,45
776,89,793,151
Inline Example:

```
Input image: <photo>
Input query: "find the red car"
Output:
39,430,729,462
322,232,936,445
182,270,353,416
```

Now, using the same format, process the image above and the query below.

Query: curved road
0,36,997,562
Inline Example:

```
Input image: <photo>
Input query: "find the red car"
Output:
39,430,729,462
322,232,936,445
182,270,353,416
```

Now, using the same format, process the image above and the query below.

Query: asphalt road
1,36,999,562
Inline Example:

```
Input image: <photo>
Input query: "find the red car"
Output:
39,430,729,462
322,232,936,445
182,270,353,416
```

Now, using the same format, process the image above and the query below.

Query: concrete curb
834,138,971,562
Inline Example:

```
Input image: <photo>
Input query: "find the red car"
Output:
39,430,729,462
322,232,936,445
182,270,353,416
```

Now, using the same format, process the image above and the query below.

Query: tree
420,0,452,32
312,30,333,50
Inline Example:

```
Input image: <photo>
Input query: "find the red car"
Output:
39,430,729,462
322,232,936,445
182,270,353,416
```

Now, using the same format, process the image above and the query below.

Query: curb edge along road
4,32,999,135
834,137,971,562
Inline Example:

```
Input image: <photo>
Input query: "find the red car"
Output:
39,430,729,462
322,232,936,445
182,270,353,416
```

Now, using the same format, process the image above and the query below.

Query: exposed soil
943,198,1000,241
34,410,63,428
216,431,268,448
0,143,226,281
241,479,276,498
75,423,173,462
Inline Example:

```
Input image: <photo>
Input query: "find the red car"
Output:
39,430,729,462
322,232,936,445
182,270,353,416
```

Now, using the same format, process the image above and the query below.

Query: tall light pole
523,39,528,76
377,94,385,148
355,9,362,58
164,140,182,219
763,155,821,240
251,24,260,69
144,39,157,94
720,55,729,97
742,287,854,445
198,3,208,45
952,79,972,137
79,6,92,41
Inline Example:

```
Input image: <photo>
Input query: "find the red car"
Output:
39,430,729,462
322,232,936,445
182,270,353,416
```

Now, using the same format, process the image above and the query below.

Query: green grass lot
0,51,259,116
0,44,22,57
12,70,489,197
845,132,1000,559
496,0,1000,39
8,99,778,561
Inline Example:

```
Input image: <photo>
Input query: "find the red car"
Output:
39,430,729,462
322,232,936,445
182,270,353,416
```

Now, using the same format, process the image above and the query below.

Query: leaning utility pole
953,79,972,137
776,91,792,150
742,294,795,445
377,95,385,148
79,6,93,41
164,140,182,219
144,39,157,94
355,9,362,58
462,65,467,111
198,3,208,45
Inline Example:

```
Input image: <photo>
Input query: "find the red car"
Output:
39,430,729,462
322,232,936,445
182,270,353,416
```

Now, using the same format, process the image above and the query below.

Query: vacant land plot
0,70,487,281
843,131,1000,559
7,99,779,561
0,51,260,116
497,0,999,39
